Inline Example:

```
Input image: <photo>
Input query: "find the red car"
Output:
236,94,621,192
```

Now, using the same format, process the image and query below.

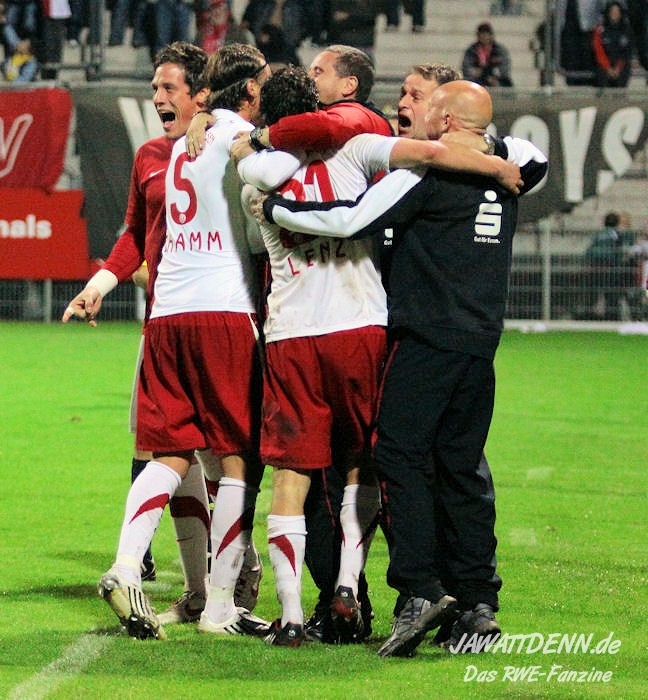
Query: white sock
114,460,181,586
268,514,307,627
203,477,256,623
336,484,381,594
169,460,209,595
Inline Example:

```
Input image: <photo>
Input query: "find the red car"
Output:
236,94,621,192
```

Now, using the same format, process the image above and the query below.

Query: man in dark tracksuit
261,80,548,657
372,153,545,656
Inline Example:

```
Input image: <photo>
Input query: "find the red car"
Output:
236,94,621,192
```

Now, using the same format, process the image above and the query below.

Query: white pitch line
7,633,113,700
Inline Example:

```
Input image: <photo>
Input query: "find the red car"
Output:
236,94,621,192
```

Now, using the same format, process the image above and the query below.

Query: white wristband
87,268,119,297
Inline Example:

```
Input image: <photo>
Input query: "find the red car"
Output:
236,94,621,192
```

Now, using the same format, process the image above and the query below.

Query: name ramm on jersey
162,230,224,253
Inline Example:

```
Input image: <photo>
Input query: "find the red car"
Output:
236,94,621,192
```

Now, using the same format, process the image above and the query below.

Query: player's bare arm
389,138,523,194
230,131,255,165
131,262,149,290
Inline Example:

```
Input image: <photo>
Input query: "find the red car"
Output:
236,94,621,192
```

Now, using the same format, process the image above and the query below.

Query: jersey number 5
169,153,197,225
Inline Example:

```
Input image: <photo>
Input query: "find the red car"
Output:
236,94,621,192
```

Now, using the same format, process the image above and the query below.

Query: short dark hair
411,62,462,85
261,65,319,125
325,44,375,103
604,212,620,228
477,22,493,34
153,41,209,96
205,43,268,111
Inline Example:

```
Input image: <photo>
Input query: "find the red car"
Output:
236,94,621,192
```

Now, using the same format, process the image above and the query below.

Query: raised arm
263,168,423,239
389,138,523,194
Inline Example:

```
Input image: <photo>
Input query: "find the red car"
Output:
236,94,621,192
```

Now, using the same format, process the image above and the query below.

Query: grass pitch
0,322,646,699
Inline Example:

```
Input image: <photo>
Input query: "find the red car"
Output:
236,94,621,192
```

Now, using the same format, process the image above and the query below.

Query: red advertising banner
0,87,72,192
0,188,90,279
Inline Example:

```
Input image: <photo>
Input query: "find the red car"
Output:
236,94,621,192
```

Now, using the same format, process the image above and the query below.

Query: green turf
1,323,646,698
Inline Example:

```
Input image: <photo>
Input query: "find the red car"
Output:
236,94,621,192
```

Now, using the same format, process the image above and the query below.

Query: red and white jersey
151,109,264,319
239,133,396,342
103,136,173,321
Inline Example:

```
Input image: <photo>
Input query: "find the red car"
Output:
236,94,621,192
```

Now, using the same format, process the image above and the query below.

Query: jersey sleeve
264,168,423,239
237,149,303,191
102,151,148,282
345,133,396,178
268,106,386,152
501,136,548,194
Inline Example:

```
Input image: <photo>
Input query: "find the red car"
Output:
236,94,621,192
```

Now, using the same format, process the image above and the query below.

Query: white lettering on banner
163,230,223,253
598,107,645,192
559,107,596,204
118,98,163,153
0,114,34,179
505,105,645,206
0,215,51,239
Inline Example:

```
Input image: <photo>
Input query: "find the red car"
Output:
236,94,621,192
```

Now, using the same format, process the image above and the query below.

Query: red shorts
136,311,262,455
261,326,386,469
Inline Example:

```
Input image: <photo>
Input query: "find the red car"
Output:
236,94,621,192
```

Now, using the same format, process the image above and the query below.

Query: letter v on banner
0,88,72,191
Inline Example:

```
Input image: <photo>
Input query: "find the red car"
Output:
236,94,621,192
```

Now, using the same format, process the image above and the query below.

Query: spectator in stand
107,0,152,49
153,0,194,53
195,0,255,54
1,0,36,81
3,33,36,80
592,1,634,87
326,0,379,59
5,0,38,39
37,0,70,79
556,0,605,86
1,19,38,81
385,0,426,34
256,22,298,67
241,0,306,65
627,0,648,74
66,0,87,46
461,22,513,87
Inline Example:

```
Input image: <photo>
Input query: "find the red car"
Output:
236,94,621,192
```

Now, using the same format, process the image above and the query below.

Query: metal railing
3,232,646,323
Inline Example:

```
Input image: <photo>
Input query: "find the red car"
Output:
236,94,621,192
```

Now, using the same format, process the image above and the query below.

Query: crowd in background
2,1,648,85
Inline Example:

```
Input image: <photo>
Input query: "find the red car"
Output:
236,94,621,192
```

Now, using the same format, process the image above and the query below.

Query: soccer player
63,43,263,630
256,80,547,657
187,44,396,643
235,69,523,647
74,43,271,640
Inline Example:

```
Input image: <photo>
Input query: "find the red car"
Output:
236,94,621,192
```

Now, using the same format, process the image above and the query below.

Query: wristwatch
249,127,266,152
483,132,496,155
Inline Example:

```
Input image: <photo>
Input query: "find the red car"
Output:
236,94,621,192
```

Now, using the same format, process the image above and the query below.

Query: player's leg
433,357,501,648
99,452,192,640
158,455,211,624
303,464,344,642
264,466,311,647
320,327,386,642
198,451,269,636
374,336,458,657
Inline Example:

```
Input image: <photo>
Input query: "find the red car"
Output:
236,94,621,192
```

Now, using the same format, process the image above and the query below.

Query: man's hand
230,131,255,165
186,111,215,159
61,286,103,326
247,189,270,224
131,262,149,290
495,158,523,194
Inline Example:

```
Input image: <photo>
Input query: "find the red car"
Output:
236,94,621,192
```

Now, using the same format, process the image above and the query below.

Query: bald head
425,79,493,140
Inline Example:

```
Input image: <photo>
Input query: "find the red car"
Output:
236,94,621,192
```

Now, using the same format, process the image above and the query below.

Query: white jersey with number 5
239,132,396,342
151,109,264,320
